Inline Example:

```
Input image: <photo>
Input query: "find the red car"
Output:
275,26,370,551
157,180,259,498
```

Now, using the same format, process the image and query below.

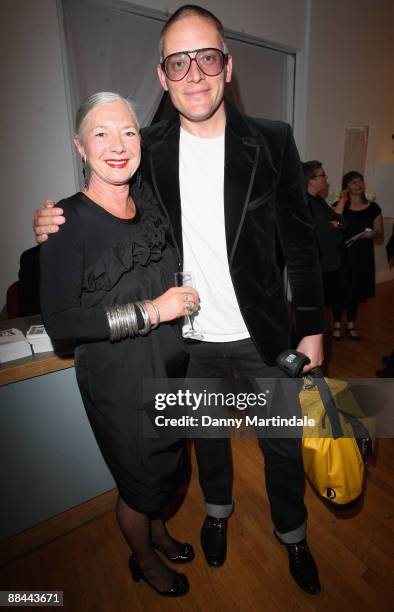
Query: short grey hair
75,92,139,139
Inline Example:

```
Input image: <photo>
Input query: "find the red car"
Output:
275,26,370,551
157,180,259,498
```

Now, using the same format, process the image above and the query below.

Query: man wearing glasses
303,160,347,337
34,5,324,594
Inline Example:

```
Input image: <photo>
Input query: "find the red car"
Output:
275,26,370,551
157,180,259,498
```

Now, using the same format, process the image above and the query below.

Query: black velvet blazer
141,101,325,364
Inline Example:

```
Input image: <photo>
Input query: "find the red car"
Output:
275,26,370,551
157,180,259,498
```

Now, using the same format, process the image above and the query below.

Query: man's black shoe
200,516,228,567
276,534,321,594
382,351,394,365
376,366,394,378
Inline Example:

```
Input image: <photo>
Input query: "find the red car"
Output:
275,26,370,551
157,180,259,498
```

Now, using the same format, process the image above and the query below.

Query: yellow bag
300,373,374,508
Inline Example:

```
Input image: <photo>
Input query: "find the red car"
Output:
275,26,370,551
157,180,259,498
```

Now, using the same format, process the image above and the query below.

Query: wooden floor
1,281,394,611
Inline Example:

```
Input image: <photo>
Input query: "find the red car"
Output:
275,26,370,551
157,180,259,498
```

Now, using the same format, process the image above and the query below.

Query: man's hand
296,333,324,373
33,200,65,244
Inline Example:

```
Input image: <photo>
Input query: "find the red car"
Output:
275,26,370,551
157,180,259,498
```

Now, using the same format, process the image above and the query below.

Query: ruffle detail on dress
83,208,168,292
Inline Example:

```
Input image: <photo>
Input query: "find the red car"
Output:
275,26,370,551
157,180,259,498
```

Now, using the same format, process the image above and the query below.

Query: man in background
303,160,346,338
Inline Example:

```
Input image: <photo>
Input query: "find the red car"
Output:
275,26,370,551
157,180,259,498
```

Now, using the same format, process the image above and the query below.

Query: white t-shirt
179,127,250,342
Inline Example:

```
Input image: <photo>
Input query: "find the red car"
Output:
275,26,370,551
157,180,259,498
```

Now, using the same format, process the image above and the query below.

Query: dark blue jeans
186,338,307,542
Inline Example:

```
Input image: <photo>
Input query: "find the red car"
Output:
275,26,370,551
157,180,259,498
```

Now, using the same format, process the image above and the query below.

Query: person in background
376,226,393,376
302,161,347,337
40,92,200,597
376,350,394,377
385,222,394,269
332,171,384,340
18,246,41,316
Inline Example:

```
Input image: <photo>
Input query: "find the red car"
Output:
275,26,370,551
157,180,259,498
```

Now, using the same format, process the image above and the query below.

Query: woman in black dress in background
332,171,383,339
40,92,199,597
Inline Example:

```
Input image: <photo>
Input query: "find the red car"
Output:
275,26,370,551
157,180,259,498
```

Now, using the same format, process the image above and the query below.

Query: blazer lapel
224,101,278,266
146,119,183,262
224,125,260,265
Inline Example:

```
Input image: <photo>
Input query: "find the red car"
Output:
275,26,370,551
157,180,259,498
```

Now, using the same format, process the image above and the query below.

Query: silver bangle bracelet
106,305,119,342
125,302,138,338
144,300,160,330
135,301,152,336
105,302,140,342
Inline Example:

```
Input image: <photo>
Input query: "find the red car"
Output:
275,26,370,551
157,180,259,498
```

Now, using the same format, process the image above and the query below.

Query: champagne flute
174,271,203,340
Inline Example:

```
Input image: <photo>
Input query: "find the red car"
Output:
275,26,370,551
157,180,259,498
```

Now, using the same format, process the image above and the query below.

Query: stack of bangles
105,300,160,342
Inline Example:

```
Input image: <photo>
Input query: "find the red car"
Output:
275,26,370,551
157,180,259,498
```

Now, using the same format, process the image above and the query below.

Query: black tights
116,496,181,591
332,300,358,323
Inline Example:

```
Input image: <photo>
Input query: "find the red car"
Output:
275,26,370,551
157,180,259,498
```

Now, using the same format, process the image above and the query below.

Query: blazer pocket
247,192,272,211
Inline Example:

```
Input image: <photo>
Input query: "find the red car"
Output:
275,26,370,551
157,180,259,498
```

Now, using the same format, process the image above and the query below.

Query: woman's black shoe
154,541,195,563
346,325,361,340
129,554,189,597
332,323,342,340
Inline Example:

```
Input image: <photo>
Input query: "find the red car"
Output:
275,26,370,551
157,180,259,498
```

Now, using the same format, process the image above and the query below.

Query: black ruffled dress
41,181,188,514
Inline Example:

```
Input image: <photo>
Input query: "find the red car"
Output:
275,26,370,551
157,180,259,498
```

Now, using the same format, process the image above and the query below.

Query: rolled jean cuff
205,500,234,519
274,521,306,544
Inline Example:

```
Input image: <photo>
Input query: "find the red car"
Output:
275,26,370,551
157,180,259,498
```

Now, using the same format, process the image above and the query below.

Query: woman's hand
147,286,200,324
335,190,348,214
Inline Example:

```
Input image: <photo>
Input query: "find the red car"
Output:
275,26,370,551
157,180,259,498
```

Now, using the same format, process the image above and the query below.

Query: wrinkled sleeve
275,125,325,336
40,201,109,341
309,202,345,248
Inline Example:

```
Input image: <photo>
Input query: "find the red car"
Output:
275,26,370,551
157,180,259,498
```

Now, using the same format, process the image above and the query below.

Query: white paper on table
0,328,32,362
26,324,54,353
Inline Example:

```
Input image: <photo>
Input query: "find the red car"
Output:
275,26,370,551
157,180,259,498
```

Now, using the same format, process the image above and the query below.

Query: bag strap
308,369,344,439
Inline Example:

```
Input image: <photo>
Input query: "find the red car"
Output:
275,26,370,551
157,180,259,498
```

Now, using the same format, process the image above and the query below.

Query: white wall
305,0,394,190
305,0,394,283
132,0,307,49
0,0,76,310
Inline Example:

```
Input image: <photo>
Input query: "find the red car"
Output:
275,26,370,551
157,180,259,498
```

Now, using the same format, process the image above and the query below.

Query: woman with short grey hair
41,92,198,597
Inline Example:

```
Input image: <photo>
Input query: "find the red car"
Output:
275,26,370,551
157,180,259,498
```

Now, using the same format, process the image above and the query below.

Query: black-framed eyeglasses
313,172,327,179
161,47,228,81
